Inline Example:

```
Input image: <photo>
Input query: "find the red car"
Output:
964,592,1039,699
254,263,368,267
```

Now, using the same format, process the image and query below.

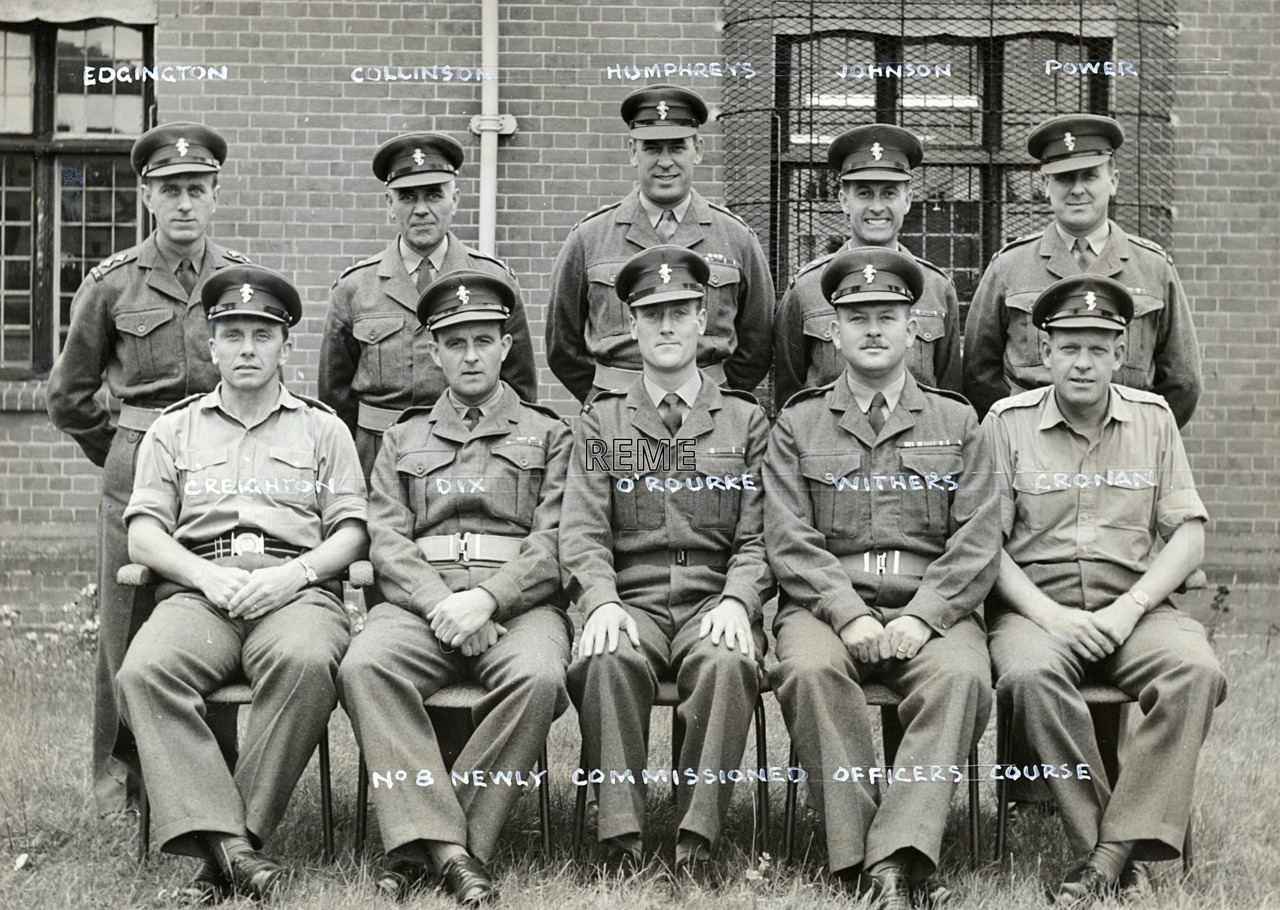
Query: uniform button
137,322,146,332
367,330,377,339
923,332,933,340
519,458,528,467
709,276,720,286
823,330,832,339
415,464,425,476
243,456,250,462
608,273,616,282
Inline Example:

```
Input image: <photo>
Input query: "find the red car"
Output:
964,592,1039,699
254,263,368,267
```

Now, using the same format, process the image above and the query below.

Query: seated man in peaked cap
766,248,1000,909
561,245,774,880
982,275,1226,907
116,265,368,904
338,270,572,906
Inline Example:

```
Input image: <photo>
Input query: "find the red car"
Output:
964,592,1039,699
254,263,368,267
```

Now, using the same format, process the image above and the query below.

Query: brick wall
1171,0,1280,581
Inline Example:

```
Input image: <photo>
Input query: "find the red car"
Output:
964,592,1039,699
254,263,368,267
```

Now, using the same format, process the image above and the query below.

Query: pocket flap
354,314,405,345
900,449,963,478
492,444,547,471
799,452,862,483
115,308,174,338
268,446,317,470
396,447,456,478
176,446,228,471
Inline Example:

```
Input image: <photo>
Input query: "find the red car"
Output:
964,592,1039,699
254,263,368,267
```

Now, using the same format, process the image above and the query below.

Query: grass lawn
1,615,1277,910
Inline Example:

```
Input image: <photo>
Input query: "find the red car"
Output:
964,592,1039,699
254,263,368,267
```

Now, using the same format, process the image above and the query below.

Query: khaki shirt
124,384,367,548
982,384,1208,610
764,372,1000,636
369,383,572,623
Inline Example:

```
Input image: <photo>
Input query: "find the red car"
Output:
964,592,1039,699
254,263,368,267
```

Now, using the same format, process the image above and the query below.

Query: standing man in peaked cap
981,275,1224,907
963,114,1202,426
561,245,774,878
546,84,775,403
339,270,572,906
773,124,962,409
766,247,999,908
47,120,250,813
116,264,368,903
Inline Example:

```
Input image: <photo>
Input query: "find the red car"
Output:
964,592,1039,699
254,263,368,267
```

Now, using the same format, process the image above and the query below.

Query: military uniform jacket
545,189,776,402
772,240,961,409
962,220,1202,426
369,383,572,624
46,235,249,467
559,374,775,621
320,233,539,437
764,373,1000,636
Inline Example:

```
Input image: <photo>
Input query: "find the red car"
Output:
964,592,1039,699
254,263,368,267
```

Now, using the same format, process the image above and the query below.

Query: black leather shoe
439,853,496,906
177,859,230,905
1118,859,1152,898
1050,860,1118,908
215,839,286,901
600,838,643,874
374,858,430,901
863,864,910,910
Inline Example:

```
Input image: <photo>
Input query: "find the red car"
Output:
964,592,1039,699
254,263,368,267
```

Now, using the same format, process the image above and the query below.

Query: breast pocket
397,448,459,520
114,307,178,385
1121,294,1165,374
906,308,947,386
797,452,864,539
175,446,229,499
1097,470,1158,532
1004,291,1046,368
608,467,665,531
801,308,842,388
1012,472,1074,531
268,446,318,501
691,451,747,531
586,260,632,340
702,262,742,342
491,443,548,525
899,448,963,537
353,314,409,390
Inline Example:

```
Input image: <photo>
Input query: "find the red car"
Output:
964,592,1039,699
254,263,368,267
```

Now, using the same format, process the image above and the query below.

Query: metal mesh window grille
721,0,1178,314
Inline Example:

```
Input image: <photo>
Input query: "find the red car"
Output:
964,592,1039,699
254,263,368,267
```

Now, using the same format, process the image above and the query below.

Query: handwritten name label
1029,470,1157,491
183,477,337,496
433,477,486,494
605,61,756,80
614,473,756,494
84,65,228,85
1045,59,1137,76
350,65,493,83
835,63,953,79
823,473,958,492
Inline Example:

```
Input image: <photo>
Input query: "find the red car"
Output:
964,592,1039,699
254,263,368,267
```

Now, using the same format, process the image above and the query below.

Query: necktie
177,257,197,296
1072,237,1096,272
463,407,482,431
657,209,678,242
867,392,887,436
658,392,686,437
416,262,435,294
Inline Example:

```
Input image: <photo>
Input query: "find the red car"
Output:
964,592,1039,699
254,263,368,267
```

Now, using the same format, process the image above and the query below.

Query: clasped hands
199,561,309,621
840,614,934,664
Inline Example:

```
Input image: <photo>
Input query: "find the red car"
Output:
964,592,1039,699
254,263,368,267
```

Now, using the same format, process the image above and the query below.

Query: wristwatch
296,557,319,586
1128,589,1151,609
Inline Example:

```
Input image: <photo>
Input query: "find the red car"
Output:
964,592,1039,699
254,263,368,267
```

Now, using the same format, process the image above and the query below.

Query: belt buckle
674,550,689,567
448,534,469,562
874,552,888,576
232,531,265,556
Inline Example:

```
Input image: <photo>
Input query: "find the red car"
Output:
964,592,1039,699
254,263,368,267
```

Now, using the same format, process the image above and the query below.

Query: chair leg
783,743,798,864
572,742,587,855
538,745,551,857
967,743,980,871
995,702,1011,865
1090,702,1123,788
319,728,333,863
879,705,904,765
671,706,685,807
753,695,769,858
1182,821,1193,874
355,750,368,854
137,783,150,863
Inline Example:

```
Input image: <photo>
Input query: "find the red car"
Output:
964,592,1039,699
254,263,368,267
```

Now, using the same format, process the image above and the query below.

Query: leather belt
592,361,726,391
416,533,523,564
614,549,729,571
840,550,933,578
118,403,163,432
357,401,403,434
189,530,303,559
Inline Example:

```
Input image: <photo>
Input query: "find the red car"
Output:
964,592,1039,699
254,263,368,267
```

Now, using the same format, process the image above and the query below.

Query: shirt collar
1040,384,1133,432
638,192,693,229
399,235,448,277
643,371,701,409
447,382,504,417
199,381,299,414
1055,220,1111,256
845,369,907,414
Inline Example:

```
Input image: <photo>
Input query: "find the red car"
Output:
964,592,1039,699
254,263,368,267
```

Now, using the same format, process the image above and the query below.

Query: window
0,21,152,377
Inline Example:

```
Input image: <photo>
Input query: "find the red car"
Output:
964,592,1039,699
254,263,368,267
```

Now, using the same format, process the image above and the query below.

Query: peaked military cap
1032,274,1133,332
827,124,923,182
1028,114,1125,175
202,265,301,326
132,122,226,179
821,247,923,306
620,84,708,139
417,270,514,331
615,245,710,307
373,132,465,189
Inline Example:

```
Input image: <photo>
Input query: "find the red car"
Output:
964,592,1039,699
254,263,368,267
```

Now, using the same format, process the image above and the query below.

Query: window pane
783,35,879,153
897,40,982,148
56,155,140,351
0,155,33,369
901,165,986,304
0,30,33,133
56,26,146,135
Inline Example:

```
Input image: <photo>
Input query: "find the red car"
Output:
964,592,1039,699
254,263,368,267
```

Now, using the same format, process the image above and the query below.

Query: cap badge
456,284,470,305
412,148,425,166
176,138,189,156
1063,132,1076,152
1085,291,1097,310
863,264,876,283
239,284,254,304
659,263,672,284
657,100,669,120
870,141,883,161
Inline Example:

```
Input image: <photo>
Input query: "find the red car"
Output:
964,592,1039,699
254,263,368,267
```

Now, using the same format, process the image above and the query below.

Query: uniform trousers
116,587,348,858
94,427,155,811
771,607,991,876
567,601,764,847
354,425,387,608
338,603,571,864
989,607,1226,860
